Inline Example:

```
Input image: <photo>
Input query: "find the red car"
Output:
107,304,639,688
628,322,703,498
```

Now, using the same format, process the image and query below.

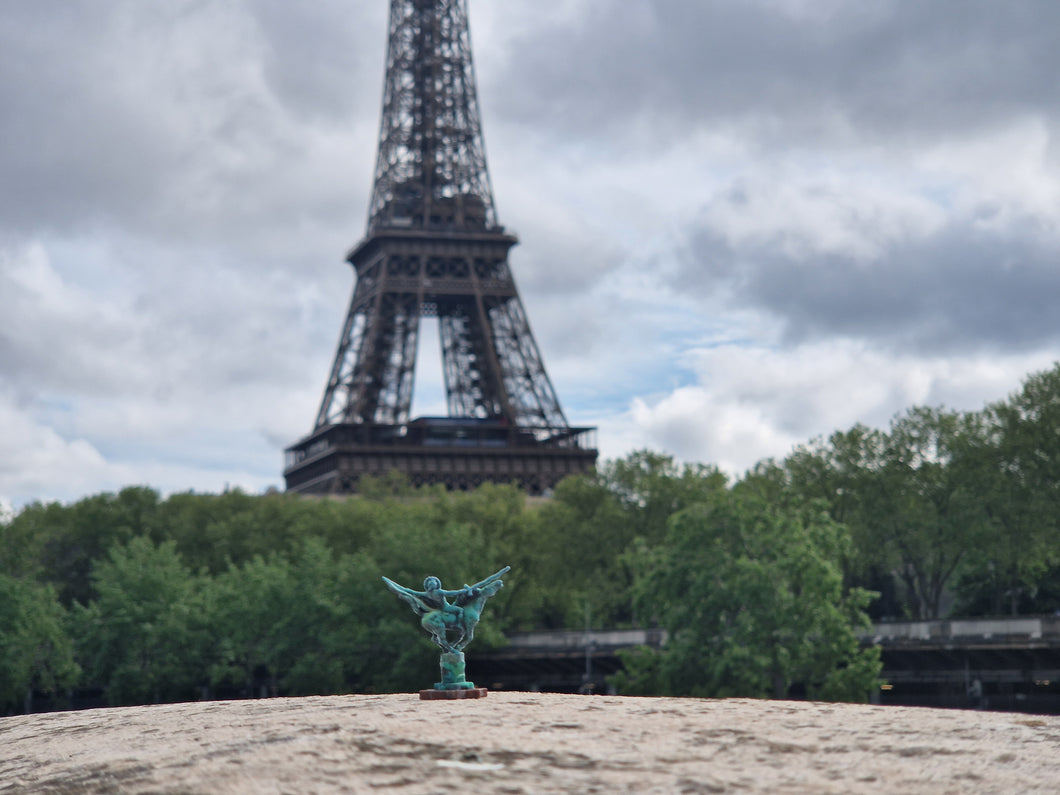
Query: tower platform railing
284,418,598,495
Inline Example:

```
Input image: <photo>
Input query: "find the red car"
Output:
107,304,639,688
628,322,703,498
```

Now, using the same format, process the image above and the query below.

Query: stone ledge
1,692,1058,793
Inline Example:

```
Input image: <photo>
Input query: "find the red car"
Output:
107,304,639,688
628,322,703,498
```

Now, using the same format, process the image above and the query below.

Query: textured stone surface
1,692,1059,793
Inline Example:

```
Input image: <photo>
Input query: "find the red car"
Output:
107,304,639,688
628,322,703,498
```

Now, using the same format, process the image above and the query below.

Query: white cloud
0,391,110,503
0,382,292,508
0,243,144,394
0,242,324,506
915,117,1060,230
599,340,1058,474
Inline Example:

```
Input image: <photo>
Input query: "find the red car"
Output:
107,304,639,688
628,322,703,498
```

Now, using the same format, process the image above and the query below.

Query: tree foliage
952,366,1060,614
0,575,79,714
72,536,209,706
614,492,880,701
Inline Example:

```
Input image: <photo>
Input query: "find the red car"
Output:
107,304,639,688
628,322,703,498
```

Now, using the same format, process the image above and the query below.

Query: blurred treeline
2,363,1059,712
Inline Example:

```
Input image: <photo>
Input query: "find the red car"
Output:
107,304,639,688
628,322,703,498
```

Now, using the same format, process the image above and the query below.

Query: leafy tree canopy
0,574,79,714
615,490,881,701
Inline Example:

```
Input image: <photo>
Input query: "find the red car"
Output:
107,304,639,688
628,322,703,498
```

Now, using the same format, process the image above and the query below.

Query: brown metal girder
352,279,517,301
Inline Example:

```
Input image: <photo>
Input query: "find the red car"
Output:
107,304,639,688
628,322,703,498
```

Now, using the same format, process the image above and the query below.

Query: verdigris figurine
383,566,510,699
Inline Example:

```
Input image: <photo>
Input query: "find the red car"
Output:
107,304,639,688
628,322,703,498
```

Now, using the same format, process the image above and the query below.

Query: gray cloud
685,201,1060,354
0,1,378,246
489,1,1060,146
252,0,384,121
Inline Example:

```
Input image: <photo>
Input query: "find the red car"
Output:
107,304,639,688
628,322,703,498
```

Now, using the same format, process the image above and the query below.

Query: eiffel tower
284,0,597,495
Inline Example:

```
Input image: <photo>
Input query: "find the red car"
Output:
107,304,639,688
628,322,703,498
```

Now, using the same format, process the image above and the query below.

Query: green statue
383,566,509,695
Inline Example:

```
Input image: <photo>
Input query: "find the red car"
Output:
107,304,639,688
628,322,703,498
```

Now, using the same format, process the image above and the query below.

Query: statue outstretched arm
453,566,510,606
470,566,511,590
435,566,510,600
381,576,434,616
437,587,472,598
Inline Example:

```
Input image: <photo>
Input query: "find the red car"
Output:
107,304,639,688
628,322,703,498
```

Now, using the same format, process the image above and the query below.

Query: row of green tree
747,364,1060,620
0,483,534,712
2,363,1059,712
0,470,879,711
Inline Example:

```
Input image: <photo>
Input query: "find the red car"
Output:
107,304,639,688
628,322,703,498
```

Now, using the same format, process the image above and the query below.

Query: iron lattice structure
284,0,597,495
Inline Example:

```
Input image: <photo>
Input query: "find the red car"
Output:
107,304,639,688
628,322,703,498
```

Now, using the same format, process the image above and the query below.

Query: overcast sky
3,0,1060,514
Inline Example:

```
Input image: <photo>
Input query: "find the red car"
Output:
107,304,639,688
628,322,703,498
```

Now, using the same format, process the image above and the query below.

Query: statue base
420,651,487,698
420,687,488,700
435,651,475,689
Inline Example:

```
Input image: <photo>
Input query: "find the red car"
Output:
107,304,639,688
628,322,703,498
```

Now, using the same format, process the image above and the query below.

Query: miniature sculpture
383,566,510,699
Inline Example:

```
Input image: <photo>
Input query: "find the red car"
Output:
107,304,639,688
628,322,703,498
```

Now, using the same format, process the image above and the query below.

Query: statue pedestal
420,687,488,700
420,652,489,699
436,651,474,690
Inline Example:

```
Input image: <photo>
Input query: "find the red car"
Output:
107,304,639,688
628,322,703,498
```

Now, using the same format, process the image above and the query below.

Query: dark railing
479,619,1060,710
285,420,597,471
502,617,1060,652
868,616,1060,643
